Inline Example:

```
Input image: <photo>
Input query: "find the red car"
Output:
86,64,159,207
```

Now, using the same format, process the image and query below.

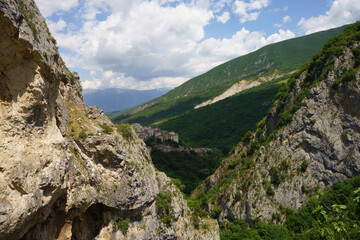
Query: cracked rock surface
0,1,219,239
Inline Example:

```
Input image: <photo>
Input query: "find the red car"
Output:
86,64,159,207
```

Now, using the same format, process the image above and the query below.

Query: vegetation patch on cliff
220,174,360,240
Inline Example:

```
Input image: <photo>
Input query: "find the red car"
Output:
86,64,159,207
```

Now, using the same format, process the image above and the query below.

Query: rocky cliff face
198,23,360,223
0,1,219,239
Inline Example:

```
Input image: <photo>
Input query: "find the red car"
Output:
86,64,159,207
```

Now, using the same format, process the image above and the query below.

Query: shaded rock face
0,1,219,239
202,40,360,222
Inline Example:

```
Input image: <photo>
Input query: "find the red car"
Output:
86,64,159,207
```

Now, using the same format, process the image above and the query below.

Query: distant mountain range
83,88,169,113
111,25,346,151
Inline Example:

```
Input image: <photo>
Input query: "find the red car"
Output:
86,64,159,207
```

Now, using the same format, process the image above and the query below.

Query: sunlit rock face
0,1,220,239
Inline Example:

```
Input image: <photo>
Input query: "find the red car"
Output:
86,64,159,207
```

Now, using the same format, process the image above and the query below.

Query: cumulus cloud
105,74,187,90
212,0,232,13
39,0,296,90
233,0,269,23
217,11,231,23
298,0,360,34
47,19,67,33
34,0,78,17
283,15,291,23
185,28,295,74
103,71,115,80
82,78,102,89
55,1,214,81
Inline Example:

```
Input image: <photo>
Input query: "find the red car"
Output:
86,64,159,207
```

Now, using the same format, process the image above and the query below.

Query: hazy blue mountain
83,88,169,113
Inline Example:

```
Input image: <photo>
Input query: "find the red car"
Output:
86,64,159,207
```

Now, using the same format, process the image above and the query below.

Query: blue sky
34,0,360,90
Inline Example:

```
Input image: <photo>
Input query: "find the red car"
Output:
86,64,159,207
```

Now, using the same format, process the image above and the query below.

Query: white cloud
56,1,213,80
298,0,360,34
185,28,295,74
233,0,269,23
274,23,282,28
103,71,114,80
82,78,102,89
105,74,187,90
217,11,231,24
48,19,67,33
35,0,79,17
139,77,188,90
43,0,296,90
212,0,232,13
283,15,291,23
265,29,295,43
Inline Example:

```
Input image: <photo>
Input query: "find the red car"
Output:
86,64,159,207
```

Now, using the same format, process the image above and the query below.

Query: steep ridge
157,76,285,152
195,22,360,224
114,25,345,126
0,1,219,239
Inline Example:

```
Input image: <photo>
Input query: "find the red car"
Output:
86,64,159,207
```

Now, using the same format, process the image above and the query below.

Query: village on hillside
131,123,212,156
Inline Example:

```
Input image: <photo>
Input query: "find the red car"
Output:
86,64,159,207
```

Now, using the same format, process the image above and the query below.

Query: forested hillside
114,25,346,131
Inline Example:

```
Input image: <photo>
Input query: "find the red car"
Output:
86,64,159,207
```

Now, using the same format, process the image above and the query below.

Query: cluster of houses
131,123,212,156
152,144,212,157
131,123,179,143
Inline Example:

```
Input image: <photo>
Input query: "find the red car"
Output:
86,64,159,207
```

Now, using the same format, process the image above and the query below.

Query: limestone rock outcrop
0,1,219,239
199,25,360,223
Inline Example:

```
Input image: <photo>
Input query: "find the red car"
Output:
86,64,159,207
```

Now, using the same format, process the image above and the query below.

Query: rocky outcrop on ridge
198,23,360,223
0,1,219,239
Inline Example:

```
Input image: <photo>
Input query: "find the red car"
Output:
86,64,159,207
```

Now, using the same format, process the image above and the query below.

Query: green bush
161,215,173,226
247,140,260,155
156,191,173,226
271,167,284,185
353,46,360,67
266,186,275,196
228,158,241,170
277,110,293,128
280,160,290,171
221,174,360,239
114,217,130,235
101,124,113,134
332,78,342,88
116,124,133,141
343,69,355,82
78,130,88,140
220,219,292,240
170,178,185,191
285,175,360,239
211,207,222,219
301,184,308,193
242,131,253,143
300,161,309,172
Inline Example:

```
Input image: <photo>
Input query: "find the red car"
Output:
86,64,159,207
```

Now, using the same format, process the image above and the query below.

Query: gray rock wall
0,1,219,239
201,42,360,223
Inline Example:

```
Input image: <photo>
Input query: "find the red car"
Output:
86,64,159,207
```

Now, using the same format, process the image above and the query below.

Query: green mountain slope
113,25,346,128
157,76,287,152
192,21,360,238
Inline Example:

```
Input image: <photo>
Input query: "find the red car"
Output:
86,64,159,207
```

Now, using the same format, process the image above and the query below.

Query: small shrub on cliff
170,178,185,191
116,124,133,141
228,158,241,170
114,217,130,235
266,186,275,196
343,69,356,82
242,131,252,143
78,130,87,140
211,207,222,219
270,167,284,185
300,161,309,172
247,140,260,155
101,124,113,134
156,191,173,226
